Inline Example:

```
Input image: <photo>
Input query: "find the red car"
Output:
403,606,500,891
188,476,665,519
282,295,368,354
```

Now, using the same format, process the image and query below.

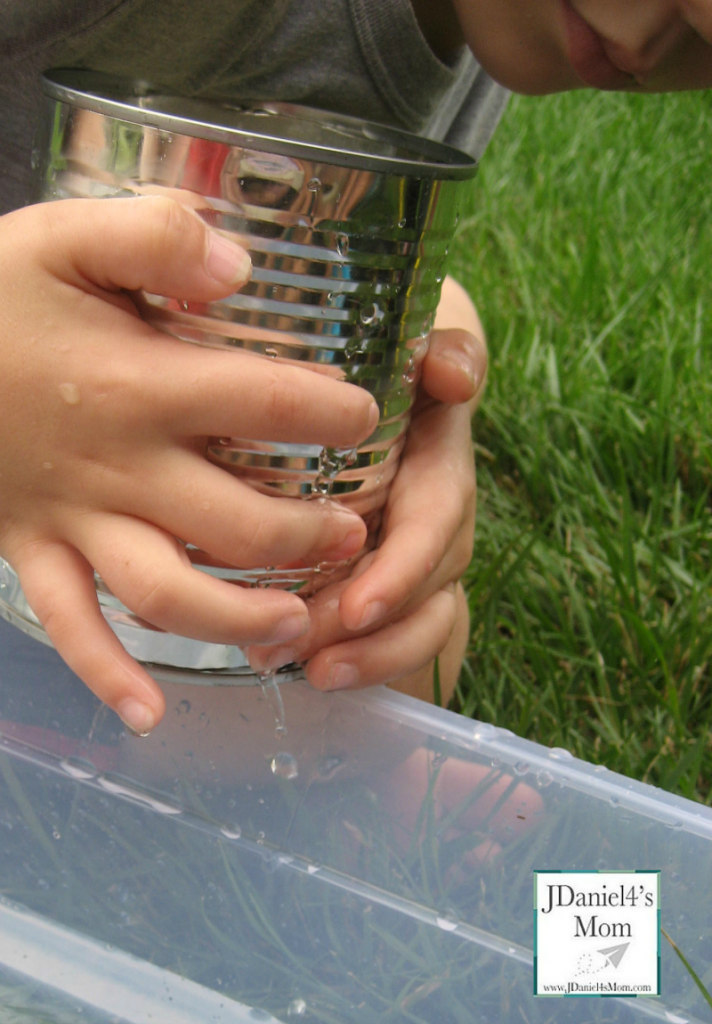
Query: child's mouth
559,0,636,90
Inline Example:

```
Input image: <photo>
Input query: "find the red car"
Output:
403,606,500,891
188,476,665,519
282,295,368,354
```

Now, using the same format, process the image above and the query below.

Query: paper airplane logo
597,942,630,969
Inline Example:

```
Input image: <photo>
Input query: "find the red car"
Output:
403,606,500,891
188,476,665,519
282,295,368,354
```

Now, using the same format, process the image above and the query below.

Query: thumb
419,327,488,407
32,195,251,299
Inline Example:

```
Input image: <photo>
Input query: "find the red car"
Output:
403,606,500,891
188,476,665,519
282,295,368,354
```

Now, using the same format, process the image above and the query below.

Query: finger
419,327,487,406
9,539,166,734
339,404,475,632
387,749,544,851
33,196,252,298
144,341,379,447
430,756,545,844
245,407,474,671
303,587,458,691
82,449,368,569
71,512,313,646
244,569,356,675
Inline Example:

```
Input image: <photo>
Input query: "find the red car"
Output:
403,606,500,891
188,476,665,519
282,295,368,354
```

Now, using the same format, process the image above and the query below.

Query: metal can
0,69,477,681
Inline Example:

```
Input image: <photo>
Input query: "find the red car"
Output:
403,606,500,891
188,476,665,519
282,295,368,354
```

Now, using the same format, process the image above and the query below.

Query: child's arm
0,196,378,732
247,276,486,703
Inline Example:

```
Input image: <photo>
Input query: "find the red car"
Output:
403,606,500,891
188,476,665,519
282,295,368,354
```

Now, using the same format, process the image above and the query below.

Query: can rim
41,69,478,181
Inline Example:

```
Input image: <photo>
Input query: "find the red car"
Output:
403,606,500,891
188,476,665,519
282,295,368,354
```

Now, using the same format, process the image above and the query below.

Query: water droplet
397,217,406,229
310,477,332,497
52,828,61,840
472,722,497,740
536,770,553,788
445,244,450,256
180,300,189,312
97,775,182,815
548,747,573,760
271,752,299,780
336,232,349,257
218,436,232,446
288,998,307,1017
436,912,459,933
60,757,97,781
609,797,620,808
177,699,191,715
220,825,242,840
592,764,608,773
58,382,81,406
30,148,40,170
318,448,342,480
345,332,366,360
257,831,266,844
307,864,321,875
307,177,321,192
359,302,384,328
665,820,684,830
432,752,447,768
265,347,278,359
402,356,416,385
513,761,530,776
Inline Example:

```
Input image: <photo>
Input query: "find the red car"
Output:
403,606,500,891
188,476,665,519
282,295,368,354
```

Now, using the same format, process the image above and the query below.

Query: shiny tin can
0,70,477,680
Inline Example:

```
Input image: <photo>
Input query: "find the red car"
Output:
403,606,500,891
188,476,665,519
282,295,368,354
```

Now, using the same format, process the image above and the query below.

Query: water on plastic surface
0,621,711,1022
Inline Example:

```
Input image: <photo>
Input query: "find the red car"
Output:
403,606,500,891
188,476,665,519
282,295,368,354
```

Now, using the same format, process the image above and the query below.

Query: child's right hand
0,197,378,733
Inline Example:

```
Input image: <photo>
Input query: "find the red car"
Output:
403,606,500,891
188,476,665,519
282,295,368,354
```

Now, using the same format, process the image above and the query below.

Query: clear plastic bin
0,616,709,1023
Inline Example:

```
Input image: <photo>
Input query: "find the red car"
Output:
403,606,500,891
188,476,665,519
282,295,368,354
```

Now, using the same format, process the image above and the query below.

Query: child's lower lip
559,0,633,90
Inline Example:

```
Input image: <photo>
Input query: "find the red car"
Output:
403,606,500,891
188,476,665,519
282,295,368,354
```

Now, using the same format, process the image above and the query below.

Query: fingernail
440,349,477,389
355,600,387,630
270,614,309,644
326,527,366,562
205,232,252,286
322,504,366,560
248,646,298,674
117,698,155,737
325,662,359,691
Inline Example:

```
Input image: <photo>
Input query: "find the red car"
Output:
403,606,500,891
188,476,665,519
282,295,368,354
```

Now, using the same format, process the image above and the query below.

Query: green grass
453,88,712,803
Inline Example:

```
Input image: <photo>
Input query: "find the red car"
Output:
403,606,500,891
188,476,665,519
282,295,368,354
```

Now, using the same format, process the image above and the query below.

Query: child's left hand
246,277,486,698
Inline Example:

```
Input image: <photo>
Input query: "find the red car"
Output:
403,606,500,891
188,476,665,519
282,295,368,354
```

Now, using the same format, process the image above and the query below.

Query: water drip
271,752,299,780
259,671,287,736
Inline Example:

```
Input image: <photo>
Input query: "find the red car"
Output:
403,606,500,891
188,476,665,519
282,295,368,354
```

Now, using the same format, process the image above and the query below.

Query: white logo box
534,871,660,996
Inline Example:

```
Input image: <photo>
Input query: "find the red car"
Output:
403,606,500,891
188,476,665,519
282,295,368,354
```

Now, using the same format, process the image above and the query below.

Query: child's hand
0,197,378,732
246,277,486,699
